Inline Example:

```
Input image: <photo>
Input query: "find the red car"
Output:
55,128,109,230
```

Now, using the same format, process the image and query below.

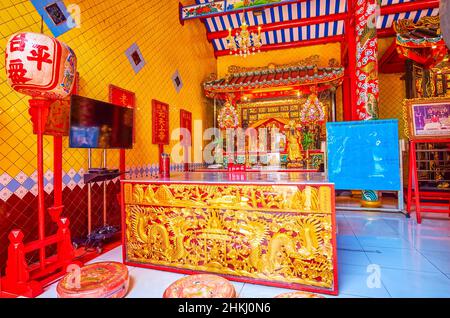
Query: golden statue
285,120,304,163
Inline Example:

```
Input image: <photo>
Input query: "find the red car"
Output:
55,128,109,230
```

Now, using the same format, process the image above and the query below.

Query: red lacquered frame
120,179,339,296
1,99,77,298
109,85,136,180
152,100,170,173
180,109,192,172
406,138,450,224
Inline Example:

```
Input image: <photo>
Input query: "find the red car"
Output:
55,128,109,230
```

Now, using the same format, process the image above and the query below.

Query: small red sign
109,84,136,143
152,100,170,145
180,109,192,146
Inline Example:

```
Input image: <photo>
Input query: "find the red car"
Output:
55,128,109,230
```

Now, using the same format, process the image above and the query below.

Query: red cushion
57,262,129,298
163,274,236,298
275,291,325,298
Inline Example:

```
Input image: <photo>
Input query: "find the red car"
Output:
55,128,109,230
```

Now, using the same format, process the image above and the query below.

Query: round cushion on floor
163,274,236,298
274,291,325,298
57,262,129,298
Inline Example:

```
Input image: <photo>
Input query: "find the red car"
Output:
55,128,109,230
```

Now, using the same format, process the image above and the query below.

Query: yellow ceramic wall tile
21,165,35,176
377,37,407,139
5,162,21,177
0,157,12,172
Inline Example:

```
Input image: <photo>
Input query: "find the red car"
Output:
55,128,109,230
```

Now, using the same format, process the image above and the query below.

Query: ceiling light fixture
226,11,262,58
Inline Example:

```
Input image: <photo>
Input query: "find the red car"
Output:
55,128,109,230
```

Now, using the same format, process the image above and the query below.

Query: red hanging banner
109,84,136,142
152,99,170,145
110,85,136,108
180,109,192,146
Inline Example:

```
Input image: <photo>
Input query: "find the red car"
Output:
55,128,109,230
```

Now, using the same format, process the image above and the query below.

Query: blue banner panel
327,119,401,191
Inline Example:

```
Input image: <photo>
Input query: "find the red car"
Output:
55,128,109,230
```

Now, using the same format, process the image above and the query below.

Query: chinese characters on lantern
5,32,77,99
8,59,32,84
7,34,53,85
27,44,52,71
8,34,31,84
152,100,170,145
9,33,27,52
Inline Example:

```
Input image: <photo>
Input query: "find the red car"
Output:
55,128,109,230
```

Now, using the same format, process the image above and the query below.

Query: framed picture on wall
404,97,450,139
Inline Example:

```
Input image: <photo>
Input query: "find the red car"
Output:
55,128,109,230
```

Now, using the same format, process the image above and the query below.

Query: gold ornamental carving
125,183,332,214
124,182,336,291
227,55,325,74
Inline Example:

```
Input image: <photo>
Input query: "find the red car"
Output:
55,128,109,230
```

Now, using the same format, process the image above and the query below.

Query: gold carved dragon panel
123,183,337,293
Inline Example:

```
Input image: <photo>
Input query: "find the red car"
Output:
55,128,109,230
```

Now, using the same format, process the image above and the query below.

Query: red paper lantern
5,32,77,99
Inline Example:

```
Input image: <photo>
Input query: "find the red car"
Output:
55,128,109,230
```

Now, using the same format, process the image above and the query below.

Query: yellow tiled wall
377,37,407,139
0,0,216,184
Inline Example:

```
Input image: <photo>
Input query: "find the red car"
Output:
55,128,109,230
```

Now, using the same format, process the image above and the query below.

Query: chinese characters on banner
109,85,136,143
180,109,192,146
180,109,192,171
110,85,136,108
5,32,77,100
152,100,170,145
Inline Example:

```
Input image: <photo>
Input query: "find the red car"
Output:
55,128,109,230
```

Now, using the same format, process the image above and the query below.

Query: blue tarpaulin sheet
326,119,401,191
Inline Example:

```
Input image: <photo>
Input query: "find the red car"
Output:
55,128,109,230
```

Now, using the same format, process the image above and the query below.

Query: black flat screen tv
69,95,134,149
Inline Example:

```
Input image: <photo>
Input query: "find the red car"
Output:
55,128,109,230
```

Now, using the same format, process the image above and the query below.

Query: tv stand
84,168,124,184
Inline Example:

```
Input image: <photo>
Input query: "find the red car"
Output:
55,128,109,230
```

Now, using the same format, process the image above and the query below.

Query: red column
48,135,64,223
354,0,380,120
353,0,381,206
28,99,51,269
344,0,358,121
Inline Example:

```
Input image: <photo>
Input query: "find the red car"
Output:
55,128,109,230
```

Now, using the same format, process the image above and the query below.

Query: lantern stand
1,31,78,297
1,98,77,298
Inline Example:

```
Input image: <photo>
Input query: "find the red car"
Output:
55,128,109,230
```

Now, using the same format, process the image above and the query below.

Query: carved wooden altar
121,172,338,295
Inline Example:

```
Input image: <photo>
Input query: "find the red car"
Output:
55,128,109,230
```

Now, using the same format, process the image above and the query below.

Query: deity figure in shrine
286,120,303,163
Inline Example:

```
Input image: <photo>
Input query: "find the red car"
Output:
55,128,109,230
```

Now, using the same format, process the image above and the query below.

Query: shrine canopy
394,16,448,69
203,55,344,100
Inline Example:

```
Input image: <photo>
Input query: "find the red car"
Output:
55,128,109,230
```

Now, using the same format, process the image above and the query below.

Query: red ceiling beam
184,0,310,21
207,12,349,41
210,0,438,56
375,0,440,38
207,0,439,42
214,34,344,57
379,0,439,15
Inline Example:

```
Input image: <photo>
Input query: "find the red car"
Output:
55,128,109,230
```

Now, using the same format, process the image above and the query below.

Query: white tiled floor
38,211,450,298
